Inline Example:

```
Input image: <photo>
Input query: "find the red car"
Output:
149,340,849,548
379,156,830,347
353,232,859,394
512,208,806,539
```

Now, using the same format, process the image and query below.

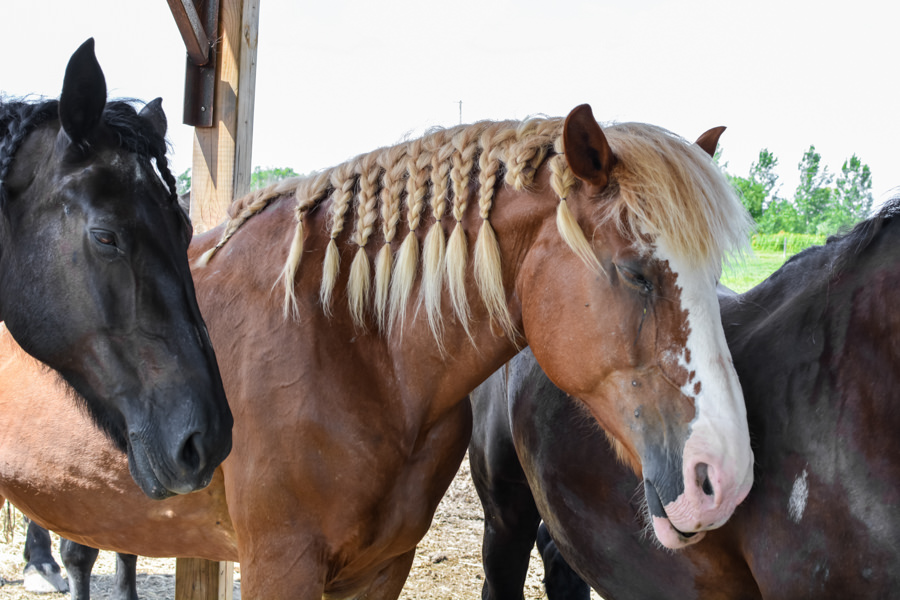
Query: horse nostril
178,432,206,474
696,462,714,497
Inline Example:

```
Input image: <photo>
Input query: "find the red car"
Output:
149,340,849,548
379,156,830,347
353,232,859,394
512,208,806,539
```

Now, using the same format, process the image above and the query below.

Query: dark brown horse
469,197,900,599
0,105,752,598
0,39,231,498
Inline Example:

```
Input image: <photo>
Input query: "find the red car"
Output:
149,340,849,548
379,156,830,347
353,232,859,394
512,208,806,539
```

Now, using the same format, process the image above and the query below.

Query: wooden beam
175,559,234,600
233,0,259,197
188,0,259,232
174,1,259,594
166,0,213,66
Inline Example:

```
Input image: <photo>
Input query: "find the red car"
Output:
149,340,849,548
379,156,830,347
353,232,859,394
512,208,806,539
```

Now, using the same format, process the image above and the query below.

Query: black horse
0,39,232,498
19,519,136,600
470,197,900,599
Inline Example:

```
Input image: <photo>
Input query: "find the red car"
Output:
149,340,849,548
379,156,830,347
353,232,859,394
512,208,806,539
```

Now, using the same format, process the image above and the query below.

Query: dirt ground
0,458,602,599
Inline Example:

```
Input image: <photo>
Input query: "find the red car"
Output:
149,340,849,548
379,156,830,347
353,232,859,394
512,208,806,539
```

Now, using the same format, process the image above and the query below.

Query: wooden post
173,0,258,597
189,0,259,233
176,559,235,600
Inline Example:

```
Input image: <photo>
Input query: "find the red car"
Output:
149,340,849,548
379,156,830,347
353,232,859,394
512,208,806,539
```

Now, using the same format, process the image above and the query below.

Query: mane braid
0,101,58,196
277,170,332,319
103,101,180,203
198,115,750,351
347,152,382,329
551,135,602,274
320,162,357,314
374,145,408,331
387,137,431,336
446,124,488,341
474,123,519,340
421,128,458,343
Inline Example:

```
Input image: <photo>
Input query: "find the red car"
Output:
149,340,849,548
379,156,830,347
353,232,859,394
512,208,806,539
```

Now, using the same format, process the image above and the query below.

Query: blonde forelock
600,124,752,275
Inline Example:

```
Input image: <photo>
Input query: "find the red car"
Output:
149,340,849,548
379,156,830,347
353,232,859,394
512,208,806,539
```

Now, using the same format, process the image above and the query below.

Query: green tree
176,168,192,197
833,154,874,228
757,197,802,234
251,166,301,190
726,149,780,223
750,149,780,212
794,145,834,234
719,144,875,236
729,174,766,221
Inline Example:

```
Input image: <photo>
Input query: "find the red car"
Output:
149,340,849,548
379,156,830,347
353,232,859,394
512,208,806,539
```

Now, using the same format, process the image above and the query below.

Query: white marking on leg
788,468,809,523
23,563,69,593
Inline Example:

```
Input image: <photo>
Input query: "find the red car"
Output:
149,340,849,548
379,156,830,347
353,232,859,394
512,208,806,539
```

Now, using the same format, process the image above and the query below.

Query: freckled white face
645,239,754,549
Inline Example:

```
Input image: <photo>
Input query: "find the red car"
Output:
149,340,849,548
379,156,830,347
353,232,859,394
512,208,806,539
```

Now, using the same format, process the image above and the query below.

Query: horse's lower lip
126,435,179,500
644,479,698,539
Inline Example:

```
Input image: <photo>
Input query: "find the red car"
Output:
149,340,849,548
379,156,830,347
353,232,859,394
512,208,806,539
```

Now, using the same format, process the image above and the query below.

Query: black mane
0,98,177,205
0,99,59,186
761,196,900,287
828,195,900,275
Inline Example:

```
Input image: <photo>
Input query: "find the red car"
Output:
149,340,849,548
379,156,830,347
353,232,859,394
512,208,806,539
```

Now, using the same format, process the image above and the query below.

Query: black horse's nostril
178,432,206,474
697,463,714,497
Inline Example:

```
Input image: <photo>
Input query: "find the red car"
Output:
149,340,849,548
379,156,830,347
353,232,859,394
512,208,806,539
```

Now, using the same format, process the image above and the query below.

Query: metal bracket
167,0,220,127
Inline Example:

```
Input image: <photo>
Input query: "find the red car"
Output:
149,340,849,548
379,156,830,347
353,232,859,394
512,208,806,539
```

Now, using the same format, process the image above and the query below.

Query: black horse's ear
139,98,168,139
695,126,726,158
59,38,107,146
563,104,617,192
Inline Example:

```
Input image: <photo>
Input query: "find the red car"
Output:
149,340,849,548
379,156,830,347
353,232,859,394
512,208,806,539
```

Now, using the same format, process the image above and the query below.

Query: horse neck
731,220,900,429
827,221,900,403
361,179,557,417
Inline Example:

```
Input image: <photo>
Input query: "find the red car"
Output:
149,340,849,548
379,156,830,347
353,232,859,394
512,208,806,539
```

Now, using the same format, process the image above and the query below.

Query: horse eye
91,229,118,248
617,265,654,294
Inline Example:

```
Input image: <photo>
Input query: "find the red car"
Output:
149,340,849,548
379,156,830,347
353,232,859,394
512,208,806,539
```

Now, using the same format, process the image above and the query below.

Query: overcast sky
2,0,897,205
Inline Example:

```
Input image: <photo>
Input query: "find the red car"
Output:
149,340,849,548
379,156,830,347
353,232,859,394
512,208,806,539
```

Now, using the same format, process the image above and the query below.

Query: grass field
720,251,792,293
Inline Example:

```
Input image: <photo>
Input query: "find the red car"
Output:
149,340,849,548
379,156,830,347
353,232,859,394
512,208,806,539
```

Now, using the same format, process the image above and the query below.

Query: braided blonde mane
198,116,749,346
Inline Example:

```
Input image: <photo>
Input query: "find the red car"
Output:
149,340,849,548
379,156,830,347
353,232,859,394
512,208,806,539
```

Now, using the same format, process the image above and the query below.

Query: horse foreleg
469,433,541,600
235,530,327,600
477,484,541,600
358,549,416,600
59,537,99,600
23,520,69,594
112,553,139,600
535,523,590,600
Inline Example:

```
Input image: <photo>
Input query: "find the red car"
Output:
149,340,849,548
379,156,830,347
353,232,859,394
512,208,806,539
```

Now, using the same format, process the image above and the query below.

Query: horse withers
470,197,900,599
0,105,752,598
0,39,232,497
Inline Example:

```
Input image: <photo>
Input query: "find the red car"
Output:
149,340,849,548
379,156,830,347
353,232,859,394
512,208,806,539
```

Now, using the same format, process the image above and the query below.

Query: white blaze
652,238,754,530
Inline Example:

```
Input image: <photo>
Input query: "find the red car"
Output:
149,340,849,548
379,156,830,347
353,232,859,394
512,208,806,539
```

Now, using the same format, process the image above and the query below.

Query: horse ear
139,98,168,139
59,38,107,146
563,104,616,191
695,126,726,158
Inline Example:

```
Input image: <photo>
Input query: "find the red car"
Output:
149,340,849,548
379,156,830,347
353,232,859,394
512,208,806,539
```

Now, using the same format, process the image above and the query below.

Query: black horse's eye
90,229,118,248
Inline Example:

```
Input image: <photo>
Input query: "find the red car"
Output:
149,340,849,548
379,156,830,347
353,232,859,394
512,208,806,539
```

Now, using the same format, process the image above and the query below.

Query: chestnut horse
0,105,752,598
469,197,900,599
0,39,231,497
